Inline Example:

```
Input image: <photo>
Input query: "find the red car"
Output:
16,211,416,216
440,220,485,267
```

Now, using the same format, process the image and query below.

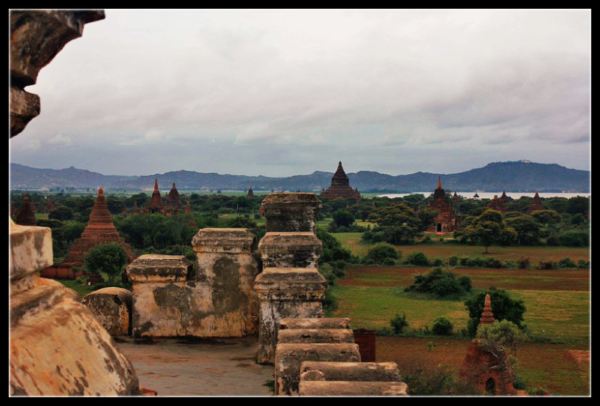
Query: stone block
254,268,327,364
260,192,322,233
299,361,401,382
274,343,361,395
10,278,139,395
298,381,408,396
280,317,351,330
125,254,190,284
278,329,355,344
82,287,132,336
258,232,322,268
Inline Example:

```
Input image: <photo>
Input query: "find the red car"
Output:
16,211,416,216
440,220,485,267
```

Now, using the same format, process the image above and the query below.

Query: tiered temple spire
61,186,133,270
320,161,361,201
479,293,495,325
149,178,163,213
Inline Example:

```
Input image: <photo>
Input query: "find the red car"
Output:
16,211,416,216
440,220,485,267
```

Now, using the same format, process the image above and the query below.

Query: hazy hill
9,161,589,193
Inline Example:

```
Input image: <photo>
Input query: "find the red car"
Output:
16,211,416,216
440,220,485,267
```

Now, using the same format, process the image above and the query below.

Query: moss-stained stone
259,232,322,268
274,343,361,395
127,229,258,338
254,268,327,364
298,381,408,396
259,193,322,233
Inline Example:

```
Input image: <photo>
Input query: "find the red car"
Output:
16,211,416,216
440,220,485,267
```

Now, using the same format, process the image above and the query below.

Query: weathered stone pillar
260,192,322,233
127,254,191,337
191,228,259,336
10,220,139,395
254,268,327,364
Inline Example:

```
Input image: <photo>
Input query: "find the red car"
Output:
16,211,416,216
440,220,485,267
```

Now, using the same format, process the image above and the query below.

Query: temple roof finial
437,176,442,190
480,293,495,325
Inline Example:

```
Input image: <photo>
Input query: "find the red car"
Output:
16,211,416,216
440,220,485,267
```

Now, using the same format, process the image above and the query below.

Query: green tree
390,313,409,335
505,215,541,245
84,243,128,286
332,209,355,228
49,206,74,221
363,243,400,265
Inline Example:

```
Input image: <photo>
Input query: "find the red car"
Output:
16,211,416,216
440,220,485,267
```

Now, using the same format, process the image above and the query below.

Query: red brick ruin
460,293,517,395
60,186,134,272
320,161,361,201
426,176,457,233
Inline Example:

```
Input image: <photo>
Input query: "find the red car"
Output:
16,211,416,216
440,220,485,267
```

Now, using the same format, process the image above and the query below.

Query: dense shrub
517,257,530,269
577,260,590,269
537,260,558,270
390,313,409,335
362,243,400,265
558,257,577,268
405,268,471,298
448,256,459,266
431,317,454,335
316,229,354,263
432,258,444,267
84,243,128,286
405,252,429,266
459,256,504,268
323,289,338,313
558,230,589,247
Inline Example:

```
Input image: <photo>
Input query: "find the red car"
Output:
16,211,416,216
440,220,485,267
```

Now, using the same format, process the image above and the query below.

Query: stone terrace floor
115,336,273,396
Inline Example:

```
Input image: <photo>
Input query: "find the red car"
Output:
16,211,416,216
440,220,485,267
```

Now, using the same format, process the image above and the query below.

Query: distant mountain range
9,161,589,193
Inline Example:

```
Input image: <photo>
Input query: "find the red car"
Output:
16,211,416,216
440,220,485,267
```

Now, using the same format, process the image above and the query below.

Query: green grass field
332,232,589,264
330,265,589,345
328,264,590,395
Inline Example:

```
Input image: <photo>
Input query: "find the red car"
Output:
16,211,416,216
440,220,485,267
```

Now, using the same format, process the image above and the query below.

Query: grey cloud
10,9,590,176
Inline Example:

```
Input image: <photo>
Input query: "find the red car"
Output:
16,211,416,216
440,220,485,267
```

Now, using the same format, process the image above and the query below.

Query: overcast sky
10,9,591,176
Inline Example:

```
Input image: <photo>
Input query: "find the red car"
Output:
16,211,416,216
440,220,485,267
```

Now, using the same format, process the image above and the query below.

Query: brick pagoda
426,177,457,233
320,161,361,201
460,293,517,395
61,186,134,270
148,178,163,213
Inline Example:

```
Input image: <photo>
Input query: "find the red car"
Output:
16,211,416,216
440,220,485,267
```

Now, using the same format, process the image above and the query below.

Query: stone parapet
83,287,132,336
126,254,190,283
278,329,355,344
254,268,327,364
127,232,259,338
280,317,351,330
260,193,322,233
298,381,408,396
299,361,401,382
192,228,255,254
258,232,322,268
274,343,361,395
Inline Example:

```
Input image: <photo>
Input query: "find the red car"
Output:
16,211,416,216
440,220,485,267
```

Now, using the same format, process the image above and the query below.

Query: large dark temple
320,161,361,201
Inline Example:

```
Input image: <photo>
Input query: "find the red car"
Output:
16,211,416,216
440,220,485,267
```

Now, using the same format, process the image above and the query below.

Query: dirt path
115,337,273,396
